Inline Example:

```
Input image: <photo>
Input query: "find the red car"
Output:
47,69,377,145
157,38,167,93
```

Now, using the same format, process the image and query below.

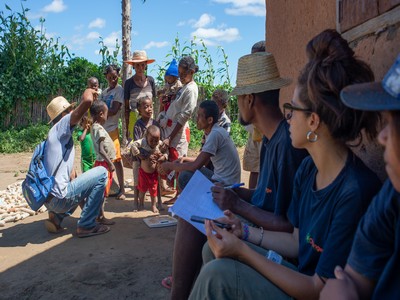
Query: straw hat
124,50,155,65
46,96,72,124
231,52,292,96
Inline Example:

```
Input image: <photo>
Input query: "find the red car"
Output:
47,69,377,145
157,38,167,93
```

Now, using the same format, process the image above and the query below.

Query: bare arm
108,101,122,117
211,186,293,232
70,88,96,127
78,127,88,142
161,152,211,173
320,265,375,300
98,139,115,172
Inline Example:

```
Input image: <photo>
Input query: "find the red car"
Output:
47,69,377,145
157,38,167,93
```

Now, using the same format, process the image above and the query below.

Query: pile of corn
0,182,47,227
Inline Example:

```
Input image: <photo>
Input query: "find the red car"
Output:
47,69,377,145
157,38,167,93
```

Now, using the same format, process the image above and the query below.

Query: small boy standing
131,125,167,213
90,101,116,197
77,114,96,173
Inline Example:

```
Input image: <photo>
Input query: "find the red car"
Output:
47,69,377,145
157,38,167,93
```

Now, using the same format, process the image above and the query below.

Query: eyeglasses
283,102,313,120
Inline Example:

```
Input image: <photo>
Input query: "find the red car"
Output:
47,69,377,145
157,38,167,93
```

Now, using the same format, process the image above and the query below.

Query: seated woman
189,29,383,300
320,55,400,300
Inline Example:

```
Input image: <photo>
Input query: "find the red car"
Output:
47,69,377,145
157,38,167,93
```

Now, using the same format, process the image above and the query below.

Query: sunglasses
283,102,313,120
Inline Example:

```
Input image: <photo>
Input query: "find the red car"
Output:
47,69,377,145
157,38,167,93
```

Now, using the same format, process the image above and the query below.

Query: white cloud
42,0,67,13
212,0,265,16
193,14,215,28
103,31,121,47
86,31,100,40
191,27,240,43
74,24,84,31
89,18,106,29
177,21,186,27
144,41,169,50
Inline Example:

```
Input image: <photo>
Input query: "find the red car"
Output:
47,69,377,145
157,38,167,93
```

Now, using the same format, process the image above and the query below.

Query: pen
207,182,244,193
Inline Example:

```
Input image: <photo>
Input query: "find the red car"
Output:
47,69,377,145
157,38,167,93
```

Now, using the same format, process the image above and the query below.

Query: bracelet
242,223,249,241
258,226,264,246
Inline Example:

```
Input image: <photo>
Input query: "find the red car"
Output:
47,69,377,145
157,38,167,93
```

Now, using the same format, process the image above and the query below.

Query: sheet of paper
169,170,225,234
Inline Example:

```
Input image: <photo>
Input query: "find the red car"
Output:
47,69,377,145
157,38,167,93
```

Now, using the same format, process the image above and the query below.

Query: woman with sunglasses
189,29,382,300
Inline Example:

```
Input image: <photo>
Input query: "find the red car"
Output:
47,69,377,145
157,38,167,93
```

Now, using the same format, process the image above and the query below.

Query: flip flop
161,276,172,290
96,217,116,225
77,224,110,238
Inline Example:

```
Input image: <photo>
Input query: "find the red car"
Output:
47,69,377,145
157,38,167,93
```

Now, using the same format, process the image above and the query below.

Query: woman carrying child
189,29,382,300
100,64,125,200
320,54,400,300
160,56,198,161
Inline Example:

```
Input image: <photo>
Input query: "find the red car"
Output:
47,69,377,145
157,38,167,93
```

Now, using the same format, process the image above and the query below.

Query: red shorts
94,160,113,197
185,126,190,143
138,167,158,197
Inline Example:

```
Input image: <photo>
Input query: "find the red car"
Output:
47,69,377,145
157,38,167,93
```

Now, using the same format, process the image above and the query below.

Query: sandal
161,276,172,290
44,212,64,234
77,224,110,238
96,217,116,225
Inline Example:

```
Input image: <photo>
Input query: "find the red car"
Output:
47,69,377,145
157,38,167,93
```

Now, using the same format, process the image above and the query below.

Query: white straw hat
231,52,292,96
46,96,72,124
124,50,155,65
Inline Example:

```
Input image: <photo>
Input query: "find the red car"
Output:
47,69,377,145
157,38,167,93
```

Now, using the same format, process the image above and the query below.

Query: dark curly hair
297,29,379,144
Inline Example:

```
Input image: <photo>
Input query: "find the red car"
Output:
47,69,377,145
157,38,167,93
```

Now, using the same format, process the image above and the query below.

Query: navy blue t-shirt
288,153,381,278
251,120,308,216
347,180,400,299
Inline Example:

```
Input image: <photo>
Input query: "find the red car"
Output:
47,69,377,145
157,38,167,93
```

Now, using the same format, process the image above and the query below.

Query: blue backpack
22,139,70,211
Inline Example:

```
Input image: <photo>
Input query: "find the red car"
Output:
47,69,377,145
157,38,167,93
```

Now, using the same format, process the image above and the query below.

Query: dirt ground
0,148,249,300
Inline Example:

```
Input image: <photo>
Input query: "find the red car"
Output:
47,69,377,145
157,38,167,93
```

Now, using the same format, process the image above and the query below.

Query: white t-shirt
100,85,124,132
202,124,241,185
44,114,75,199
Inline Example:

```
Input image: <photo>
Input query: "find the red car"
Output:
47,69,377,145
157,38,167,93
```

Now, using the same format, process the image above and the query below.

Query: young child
88,77,102,97
130,96,160,208
131,125,167,213
77,113,96,173
157,58,183,118
90,101,116,225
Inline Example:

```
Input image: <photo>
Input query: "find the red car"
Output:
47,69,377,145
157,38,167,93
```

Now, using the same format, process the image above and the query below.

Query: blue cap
341,54,400,111
165,59,178,77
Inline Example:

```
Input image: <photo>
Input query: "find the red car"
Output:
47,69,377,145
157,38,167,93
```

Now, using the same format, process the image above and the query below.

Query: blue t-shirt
288,153,382,278
251,120,308,216
347,180,400,299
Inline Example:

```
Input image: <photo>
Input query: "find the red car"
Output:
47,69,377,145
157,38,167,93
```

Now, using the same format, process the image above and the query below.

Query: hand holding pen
209,182,244,211
207,182,244,193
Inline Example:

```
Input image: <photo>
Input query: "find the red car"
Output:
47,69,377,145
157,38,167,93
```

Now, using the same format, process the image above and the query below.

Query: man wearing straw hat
43,89,111,238
168,52,308,299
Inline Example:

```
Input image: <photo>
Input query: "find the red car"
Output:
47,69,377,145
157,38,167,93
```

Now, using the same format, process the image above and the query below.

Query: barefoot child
130,96,159,207
131,125,167,212
90,101,116,225
77,113,96,173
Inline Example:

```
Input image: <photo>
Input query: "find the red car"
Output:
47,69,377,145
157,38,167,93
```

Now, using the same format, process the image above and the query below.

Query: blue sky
5,0,266,84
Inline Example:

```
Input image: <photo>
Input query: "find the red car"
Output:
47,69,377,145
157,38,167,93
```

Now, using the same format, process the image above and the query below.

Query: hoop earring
306,131,318,142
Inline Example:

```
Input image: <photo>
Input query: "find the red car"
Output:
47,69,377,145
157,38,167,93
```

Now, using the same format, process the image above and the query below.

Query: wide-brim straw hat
231,52,292,96
124,50,155,65
46,96,73,124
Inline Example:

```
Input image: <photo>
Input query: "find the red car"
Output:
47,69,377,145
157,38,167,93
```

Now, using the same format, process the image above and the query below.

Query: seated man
160,100,241,188
44,90,111,238
168,52,309,299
